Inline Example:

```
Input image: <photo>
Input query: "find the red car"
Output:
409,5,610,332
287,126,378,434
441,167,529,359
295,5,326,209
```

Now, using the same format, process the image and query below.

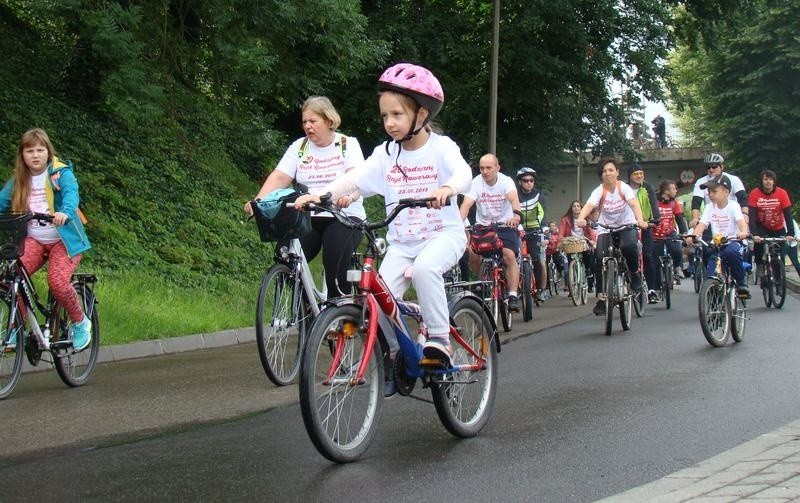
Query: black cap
700,174,732,191
627,163,644,180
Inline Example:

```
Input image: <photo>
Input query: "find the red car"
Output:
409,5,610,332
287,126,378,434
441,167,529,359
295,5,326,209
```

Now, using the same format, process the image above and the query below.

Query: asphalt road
2,283,799,502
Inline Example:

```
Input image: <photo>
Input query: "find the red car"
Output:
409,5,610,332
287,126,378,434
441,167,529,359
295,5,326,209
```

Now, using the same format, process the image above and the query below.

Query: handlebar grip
397,197,452,207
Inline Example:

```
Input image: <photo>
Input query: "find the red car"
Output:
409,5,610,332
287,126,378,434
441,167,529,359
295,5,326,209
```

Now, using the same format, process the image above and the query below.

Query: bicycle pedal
419,357,449,368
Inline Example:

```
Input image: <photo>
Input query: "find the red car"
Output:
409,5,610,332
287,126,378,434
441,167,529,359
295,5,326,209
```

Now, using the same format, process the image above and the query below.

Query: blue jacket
0,157,91,257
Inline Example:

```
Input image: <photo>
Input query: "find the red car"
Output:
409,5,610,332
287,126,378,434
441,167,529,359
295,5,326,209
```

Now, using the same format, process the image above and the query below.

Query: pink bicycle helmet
378,63,444,119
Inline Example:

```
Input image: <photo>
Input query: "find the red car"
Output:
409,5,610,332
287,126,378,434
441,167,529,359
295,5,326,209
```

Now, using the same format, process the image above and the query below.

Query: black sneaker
507,295,520,312
648,290,658,304
593,299,606,316
736,286,751,299
630,273,643,292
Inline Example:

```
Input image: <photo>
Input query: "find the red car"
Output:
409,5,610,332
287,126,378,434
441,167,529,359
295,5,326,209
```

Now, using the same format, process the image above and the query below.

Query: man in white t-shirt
460,154,522,311
687,174,750,298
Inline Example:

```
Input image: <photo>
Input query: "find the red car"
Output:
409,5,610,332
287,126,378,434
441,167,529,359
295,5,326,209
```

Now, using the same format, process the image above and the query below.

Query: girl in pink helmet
296,63,472,369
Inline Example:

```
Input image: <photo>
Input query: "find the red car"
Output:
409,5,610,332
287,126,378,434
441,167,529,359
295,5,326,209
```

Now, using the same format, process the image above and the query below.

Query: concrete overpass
542,147,710,221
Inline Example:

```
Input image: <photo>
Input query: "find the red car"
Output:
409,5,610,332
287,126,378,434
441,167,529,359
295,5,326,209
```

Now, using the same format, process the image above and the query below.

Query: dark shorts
497,227,521,257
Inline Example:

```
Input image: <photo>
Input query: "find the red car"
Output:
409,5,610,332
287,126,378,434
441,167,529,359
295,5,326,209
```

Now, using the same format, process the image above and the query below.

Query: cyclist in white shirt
460,153,522,311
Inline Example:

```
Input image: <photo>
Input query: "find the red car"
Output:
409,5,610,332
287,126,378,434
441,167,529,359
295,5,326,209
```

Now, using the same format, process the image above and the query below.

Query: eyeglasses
520,178,535,183
707,165,721,170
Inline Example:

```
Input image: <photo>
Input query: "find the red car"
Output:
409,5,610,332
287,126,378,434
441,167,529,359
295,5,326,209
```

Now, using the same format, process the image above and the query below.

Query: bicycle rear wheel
772,260,786,309
632,277,645,318
604,260,616,336
432,297,497,438
53,281,100,387
731,289,747,343
619,273,632,331
0,288,24,400
299,304,383,463
698,278,730,347
499,277,512,333
522,261,534,321
256,263,307,386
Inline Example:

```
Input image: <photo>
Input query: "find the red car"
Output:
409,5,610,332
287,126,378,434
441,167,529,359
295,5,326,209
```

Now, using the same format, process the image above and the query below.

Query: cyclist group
248,73,799,351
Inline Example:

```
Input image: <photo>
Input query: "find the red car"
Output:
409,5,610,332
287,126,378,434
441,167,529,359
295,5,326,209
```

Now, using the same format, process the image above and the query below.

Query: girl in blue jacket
0,128,92,350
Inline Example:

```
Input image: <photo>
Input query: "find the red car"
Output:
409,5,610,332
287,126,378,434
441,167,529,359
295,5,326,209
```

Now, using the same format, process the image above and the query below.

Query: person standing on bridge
627,163,661,304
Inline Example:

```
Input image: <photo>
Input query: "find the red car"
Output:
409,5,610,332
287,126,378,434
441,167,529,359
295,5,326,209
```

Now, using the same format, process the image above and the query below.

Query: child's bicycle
691,235,748,347
297,196,499,463
0,212,100,400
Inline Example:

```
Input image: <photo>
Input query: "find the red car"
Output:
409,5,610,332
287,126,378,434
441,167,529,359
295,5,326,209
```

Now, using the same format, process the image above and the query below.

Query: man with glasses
516,166,548,301
690,153,749,229
689,153,749,270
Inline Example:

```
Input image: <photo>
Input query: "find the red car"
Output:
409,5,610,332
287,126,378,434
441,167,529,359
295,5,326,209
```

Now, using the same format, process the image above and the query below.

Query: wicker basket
0,213,29,260
561,236,587,254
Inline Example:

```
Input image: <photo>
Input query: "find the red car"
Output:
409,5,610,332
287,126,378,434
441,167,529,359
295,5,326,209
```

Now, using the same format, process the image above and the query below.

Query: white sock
508,291,518,298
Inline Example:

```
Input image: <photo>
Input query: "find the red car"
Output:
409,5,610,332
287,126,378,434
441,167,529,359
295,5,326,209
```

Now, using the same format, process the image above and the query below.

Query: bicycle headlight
374,238,388,257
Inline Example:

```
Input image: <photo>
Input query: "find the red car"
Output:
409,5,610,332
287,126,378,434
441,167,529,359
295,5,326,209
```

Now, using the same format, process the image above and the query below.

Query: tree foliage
667,0,800,199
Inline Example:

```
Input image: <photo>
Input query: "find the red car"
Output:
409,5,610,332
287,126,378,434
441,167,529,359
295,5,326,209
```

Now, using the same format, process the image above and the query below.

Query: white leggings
379,229,467,338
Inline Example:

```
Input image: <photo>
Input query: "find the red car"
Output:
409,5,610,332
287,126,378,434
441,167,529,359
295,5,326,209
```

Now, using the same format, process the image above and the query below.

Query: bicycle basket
251,189,311,242
470,225,504,255
561,236,587,254
0,213,29,260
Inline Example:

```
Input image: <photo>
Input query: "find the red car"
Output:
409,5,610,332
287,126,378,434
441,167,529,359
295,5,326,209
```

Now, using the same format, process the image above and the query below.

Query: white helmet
704,153,724,166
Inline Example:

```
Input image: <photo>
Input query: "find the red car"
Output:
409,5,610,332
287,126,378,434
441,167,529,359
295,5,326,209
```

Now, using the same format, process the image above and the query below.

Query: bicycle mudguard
317,296,399,356
447,290,501,354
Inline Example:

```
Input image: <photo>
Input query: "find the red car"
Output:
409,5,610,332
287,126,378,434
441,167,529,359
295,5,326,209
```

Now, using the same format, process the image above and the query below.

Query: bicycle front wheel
0,288,24,400
53,282,100,387
604,260,616,336
663,264,672,310
568,259,580,306
432,297,497,438
772,260,786,309
761,263,774,308
499,277,512,333
256,263,307,386
698,278,730,347
522,260,534,321
480,261,500,329
299,304,383,463
693,255,703,293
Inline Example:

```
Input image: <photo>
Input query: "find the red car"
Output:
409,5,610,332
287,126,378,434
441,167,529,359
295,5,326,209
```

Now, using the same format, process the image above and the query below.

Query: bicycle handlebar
301,194,451,232
589,222,641,232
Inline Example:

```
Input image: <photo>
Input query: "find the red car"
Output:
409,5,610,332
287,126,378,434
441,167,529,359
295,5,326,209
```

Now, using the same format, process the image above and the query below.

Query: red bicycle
298,197,499,462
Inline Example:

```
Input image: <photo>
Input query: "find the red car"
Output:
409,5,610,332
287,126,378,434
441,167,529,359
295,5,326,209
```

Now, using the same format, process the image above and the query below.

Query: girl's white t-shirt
586,181,637,234
275,132,366,219
700,200,745,239
27,171,60,244
351,133,471,245
466,172,516,225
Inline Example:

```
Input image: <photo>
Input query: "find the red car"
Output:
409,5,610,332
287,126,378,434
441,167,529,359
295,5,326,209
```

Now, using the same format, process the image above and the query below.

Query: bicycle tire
53,282,100,387
522,261,534,321
604,259,616,336
499,276,512,332
693,254,703,293
761,262,774,308
580,263,589,305
432,297,497,438
480,261,500,330
0,287,24,400
663,265,672,310
256,263,307,386
548,262,559,297
619,272,632,331
731,289,747,343
299,304,383,463
632,275,645,318
773,260,786,309
698,278,730,347
568,259,580,307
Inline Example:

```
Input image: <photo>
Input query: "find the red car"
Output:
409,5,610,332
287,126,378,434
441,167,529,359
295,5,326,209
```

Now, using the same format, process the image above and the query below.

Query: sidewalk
599,270,800,502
